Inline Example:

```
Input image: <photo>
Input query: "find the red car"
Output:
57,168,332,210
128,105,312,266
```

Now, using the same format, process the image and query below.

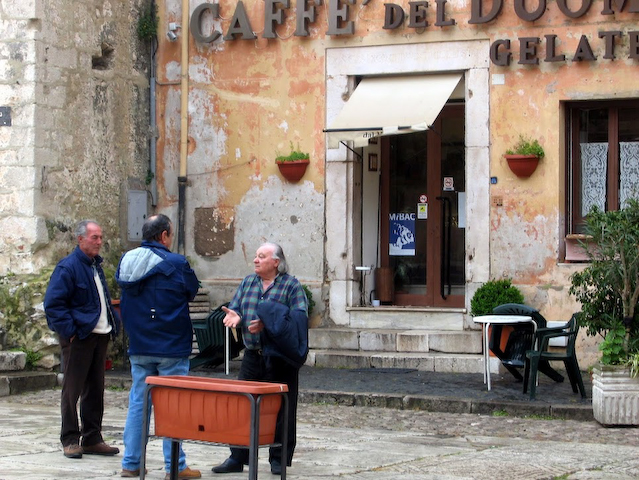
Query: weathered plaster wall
0,0,151,274
155,0,327,316
487,6,639,327
154,0,638,342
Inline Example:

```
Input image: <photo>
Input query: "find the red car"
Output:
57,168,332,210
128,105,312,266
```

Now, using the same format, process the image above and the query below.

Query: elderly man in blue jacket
116,214,201,480
44,219,120,459
212,242,308,476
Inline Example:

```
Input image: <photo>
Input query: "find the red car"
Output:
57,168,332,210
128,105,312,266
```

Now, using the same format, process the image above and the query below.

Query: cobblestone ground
9,387,639,448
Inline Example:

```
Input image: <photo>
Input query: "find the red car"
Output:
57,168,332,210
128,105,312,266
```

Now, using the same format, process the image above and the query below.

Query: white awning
326,73,463,148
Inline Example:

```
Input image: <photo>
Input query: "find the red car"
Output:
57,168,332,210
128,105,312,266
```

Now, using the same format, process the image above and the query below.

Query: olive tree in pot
569,198,639,426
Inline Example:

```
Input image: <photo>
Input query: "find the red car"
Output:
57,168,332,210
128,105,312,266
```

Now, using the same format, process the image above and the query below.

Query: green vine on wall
137,4,158,41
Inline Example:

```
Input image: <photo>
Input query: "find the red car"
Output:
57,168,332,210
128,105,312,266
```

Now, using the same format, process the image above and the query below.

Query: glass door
380,104,465,307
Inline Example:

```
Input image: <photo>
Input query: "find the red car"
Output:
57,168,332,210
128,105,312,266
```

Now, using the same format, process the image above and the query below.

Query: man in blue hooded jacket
44,219,120,459
116,214,201,480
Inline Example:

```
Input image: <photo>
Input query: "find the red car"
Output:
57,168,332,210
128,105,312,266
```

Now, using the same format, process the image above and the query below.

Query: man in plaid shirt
212,242,308,476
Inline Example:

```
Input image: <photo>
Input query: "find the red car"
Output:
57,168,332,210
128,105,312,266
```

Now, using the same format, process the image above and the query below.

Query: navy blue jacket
257,301,309,368
116,241,199,358
44,246,119,340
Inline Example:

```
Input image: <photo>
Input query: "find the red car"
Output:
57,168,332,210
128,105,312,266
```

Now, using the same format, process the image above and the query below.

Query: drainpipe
177,0,189,255
150,38,158,206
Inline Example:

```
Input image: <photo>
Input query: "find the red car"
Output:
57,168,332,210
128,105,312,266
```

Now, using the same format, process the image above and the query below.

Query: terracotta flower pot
276,158,309,182
504,154,540,178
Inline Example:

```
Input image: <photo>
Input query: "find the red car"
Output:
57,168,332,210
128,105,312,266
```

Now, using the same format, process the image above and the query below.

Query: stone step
0,371,58,397
0,351,26,372
309,328,482,354
347,307,465,330
306,349,502,374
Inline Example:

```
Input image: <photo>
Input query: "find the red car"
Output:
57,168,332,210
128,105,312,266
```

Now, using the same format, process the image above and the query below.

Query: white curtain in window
620,141,639,207
581,142,608,216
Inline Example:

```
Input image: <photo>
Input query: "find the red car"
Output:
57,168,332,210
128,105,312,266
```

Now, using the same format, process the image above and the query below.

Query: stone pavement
114,360,594,421
1,375,639,480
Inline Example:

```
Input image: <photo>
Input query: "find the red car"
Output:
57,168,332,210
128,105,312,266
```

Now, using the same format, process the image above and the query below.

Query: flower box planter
592,365,639,427
564,234,594,262
140,376,289,480
147,376,286,445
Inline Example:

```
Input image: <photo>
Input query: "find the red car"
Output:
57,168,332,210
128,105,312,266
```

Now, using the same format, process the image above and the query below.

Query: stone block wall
0,0,152,275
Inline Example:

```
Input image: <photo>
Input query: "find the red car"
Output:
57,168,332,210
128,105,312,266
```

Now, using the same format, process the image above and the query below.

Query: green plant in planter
569,198,639,366
470,279,524,316
302,284,315,316
505,135,545,158
276,142,310,162
628,351,639,378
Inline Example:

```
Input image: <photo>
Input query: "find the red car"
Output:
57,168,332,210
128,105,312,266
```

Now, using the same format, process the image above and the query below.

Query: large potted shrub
569,199,639,426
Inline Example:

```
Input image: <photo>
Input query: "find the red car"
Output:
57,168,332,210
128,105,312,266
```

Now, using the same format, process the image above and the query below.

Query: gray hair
75,220,100,239
262,242,288,274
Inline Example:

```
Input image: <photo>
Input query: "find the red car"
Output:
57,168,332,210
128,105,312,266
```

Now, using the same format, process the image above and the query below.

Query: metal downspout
150,40,157,206
177,0,189,255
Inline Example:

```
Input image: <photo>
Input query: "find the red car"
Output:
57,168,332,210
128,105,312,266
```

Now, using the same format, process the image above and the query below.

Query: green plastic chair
491,303,564,384
523,312,586,400
190,303,244,370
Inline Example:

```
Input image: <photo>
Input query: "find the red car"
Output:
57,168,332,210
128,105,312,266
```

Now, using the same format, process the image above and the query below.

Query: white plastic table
472,315,534,390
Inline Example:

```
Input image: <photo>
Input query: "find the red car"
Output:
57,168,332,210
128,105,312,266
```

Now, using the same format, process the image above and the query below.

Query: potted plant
275,142,310,182
504,135,544,178
569,199,639,426
470,279,525,360
470,279,524,316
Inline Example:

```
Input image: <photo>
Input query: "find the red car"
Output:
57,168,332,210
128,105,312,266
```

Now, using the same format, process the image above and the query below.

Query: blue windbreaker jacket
116,241,199,358
44,246,119,340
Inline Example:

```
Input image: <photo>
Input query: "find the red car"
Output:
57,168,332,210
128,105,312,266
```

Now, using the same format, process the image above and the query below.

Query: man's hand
221,306,241,328
248,319,264,334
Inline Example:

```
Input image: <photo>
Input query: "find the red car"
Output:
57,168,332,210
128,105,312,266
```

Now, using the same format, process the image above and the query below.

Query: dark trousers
230,349,299,466
59,333,109,447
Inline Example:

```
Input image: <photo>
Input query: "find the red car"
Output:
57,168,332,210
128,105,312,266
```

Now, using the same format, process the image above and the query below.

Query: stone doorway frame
324,41,491,328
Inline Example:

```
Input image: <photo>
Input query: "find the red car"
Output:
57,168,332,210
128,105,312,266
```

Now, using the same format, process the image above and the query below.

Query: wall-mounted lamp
167,22,181,42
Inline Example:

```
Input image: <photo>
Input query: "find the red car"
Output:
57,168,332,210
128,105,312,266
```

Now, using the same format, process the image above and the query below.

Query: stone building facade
4,0,639,369
150,0,639,367
0,0,151,275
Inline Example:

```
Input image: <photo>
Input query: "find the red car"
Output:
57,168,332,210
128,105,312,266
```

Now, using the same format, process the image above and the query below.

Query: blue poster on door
389,213,415,256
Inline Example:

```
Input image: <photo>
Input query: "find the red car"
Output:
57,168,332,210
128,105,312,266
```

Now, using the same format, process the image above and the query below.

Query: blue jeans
121,356,190,473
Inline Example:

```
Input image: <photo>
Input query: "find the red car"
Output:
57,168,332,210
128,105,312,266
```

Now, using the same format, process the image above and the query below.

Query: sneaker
83,442,120,456
121,468,147,477
63,443,83,459
164,466,202,480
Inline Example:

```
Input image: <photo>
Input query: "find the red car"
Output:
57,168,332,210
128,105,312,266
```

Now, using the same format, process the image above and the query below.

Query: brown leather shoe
63,443,83,458
164,466,202,479
121,468,147,477
82,441,120,456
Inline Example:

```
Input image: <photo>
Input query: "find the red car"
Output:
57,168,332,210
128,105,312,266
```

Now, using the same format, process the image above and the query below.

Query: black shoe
212,457,244,474
270,460,282,475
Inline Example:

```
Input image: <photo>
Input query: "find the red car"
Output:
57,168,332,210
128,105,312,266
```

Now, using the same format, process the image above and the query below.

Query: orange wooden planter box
147,376,288,446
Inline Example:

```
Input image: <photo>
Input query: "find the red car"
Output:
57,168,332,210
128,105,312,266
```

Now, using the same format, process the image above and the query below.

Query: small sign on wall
0,107,12,126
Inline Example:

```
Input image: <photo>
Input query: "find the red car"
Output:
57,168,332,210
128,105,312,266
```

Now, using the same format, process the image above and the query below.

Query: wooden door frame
379,105,465,307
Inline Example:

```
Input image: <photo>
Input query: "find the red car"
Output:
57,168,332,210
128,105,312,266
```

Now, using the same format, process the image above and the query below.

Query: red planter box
147,376,287,446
